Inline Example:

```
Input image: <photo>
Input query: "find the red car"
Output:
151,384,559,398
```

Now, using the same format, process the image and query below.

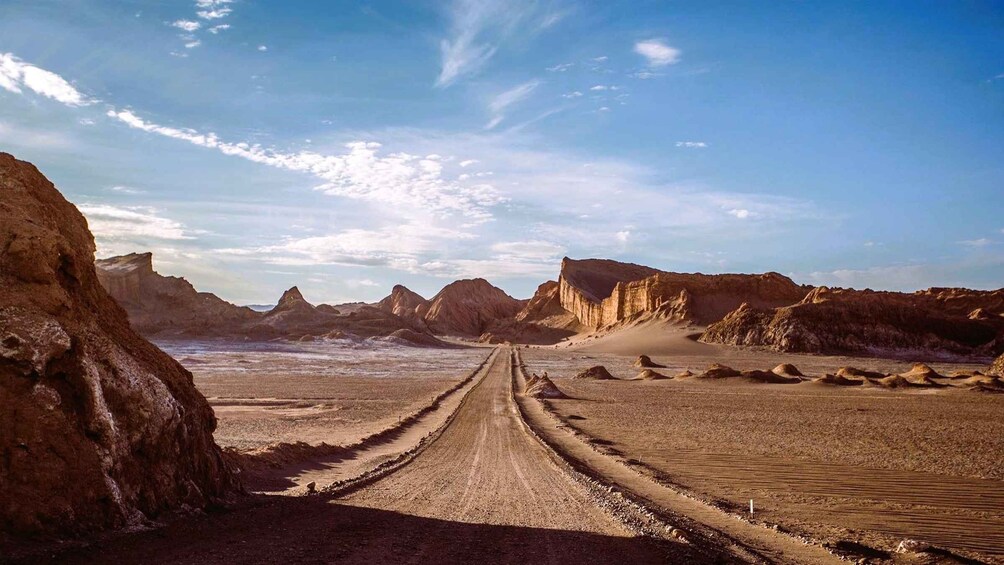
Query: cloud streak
634,39,681,67
0,53,91,106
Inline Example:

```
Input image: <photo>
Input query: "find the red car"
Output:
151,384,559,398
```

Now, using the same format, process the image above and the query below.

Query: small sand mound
771,363,804,377
948,369,982,379
837,366,887,380
525,374,569,399
899,363,946,380
574,365,616,380
741,370,801,384
674,370,695,378
875,374,944,388
633,355,666,368
634,369,669,380
814,373,866,386
698,363,741,379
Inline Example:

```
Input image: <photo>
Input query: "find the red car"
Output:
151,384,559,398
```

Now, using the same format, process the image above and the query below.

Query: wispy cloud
105,109,505,222
546,62,573,72
959,238,992,247
436,0,566,87
728,208,750,219
634,39,681,67
167,0,235,50
78,205,193,245
561,91,582,99
486,79,540,129
0,53,91,107
676,141,707,148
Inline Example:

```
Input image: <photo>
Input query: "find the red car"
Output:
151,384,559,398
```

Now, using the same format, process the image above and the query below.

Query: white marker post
750,499,754,518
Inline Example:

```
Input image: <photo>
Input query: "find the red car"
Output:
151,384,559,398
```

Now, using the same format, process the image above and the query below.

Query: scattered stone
697,363,741,379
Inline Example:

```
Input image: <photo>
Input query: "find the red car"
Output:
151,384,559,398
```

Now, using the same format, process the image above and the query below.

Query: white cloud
197,8,232,19
172,20,201,32
490,240,565,262
208,24,230,34
959,238,991,247
0,53,91,107
436,0,566,87
258,45,268,52
185,40,202,49
589,84,618,91
597,106,610,112
78,204,193,252
634,39,681,67
546,62,573,72
592,56,608,63
676,141,708,148
562,91,582,98
108,185,145,194
459,159,479,167
728,208,750,219
105,109,505,222
486,79,540,129
615,230,631,243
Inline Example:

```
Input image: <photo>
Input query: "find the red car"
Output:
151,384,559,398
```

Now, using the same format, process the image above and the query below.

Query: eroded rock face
0,153,237,538
701,286,1004,357
558,257,810,329
96,252,258,337
422,278,524,337
990,353,1004,377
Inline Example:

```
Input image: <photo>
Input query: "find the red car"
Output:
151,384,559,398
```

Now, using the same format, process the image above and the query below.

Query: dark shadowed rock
0,153,238,538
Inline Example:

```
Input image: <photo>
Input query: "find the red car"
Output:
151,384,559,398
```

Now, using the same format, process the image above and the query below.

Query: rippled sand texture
523,348,1004,562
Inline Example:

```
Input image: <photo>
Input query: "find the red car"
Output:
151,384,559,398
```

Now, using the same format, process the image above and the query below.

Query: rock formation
422,278,524,337
557,257,811,330
990,353,1004,377
633,355,666,368
701,286,1004,357
573,365,616,380
476,280,582,345
375,284,430,329
95,253,258,337
634,369,669,380
525,373,568,398
0,153,237,538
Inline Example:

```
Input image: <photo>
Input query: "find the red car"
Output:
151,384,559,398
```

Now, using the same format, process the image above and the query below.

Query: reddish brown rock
0,153,237,538
422,278,524,337
558,257,810,329
701,286,1004,357
990,353,1004,377
96,253,257,337
573,365,616,380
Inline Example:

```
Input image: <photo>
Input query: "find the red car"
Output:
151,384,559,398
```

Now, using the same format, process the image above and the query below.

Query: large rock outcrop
95,257,435,343
558,257,811,329
0,153,237,538
375,284,430,329
422,278,524,336
701,286,1004,357
478,281,583,345
96,253,258,337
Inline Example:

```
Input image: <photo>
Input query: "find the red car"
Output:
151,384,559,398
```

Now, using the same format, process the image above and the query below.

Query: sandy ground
521,342,1004,563
159,340,487,450
38,349,688,565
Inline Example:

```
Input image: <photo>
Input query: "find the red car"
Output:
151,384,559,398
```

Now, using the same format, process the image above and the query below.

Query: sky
1,0,1002,305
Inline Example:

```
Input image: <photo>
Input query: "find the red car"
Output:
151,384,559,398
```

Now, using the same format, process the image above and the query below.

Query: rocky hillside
375,284,430,329
478,281,583,344
701,286,1004,357
422,278,525,336
96,257,435,343
558,257,811,329
96,252,258,337
0,153,237,538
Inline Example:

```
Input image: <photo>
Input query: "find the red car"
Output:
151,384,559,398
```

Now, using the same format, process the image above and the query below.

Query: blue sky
1,0,1002,305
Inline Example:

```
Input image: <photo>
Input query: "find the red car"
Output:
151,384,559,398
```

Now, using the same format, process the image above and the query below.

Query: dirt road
41,348,686,564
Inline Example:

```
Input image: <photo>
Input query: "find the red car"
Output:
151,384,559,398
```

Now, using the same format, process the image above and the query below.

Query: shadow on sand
4,492,717,564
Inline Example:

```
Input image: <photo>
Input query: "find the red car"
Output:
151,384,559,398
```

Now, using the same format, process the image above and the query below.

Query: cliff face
701,286,1004,357
0,153,237,538
375,285,430,330
991,353,1004,376
95,253,258,337
558,257,810,329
